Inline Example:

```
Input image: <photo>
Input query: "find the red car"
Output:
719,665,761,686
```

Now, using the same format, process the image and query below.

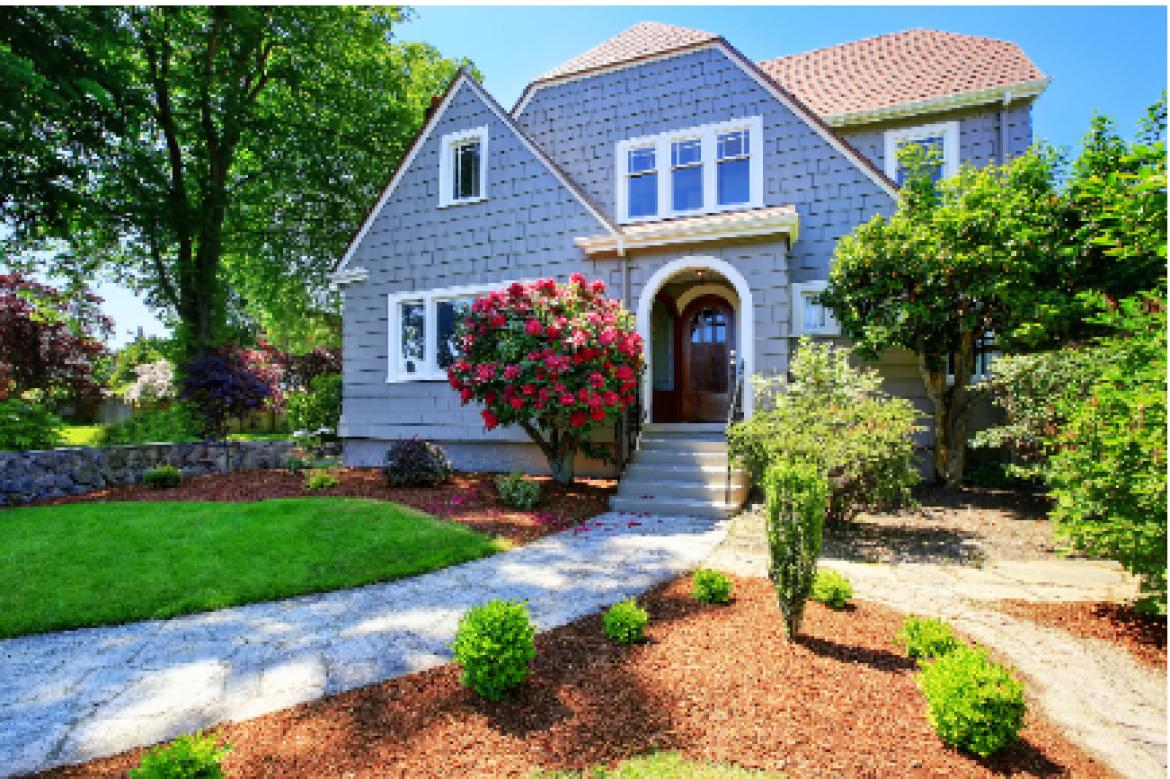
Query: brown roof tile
758,29,1046,119
538,21,719,81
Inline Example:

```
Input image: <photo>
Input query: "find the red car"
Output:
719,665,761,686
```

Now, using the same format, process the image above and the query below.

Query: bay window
615,116,764,223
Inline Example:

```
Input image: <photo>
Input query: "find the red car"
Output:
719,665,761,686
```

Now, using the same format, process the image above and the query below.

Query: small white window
791,281,840,337
438,126,488,207
614,116,763,223
947,333,998,384
884,121,959,185
388,281,532,382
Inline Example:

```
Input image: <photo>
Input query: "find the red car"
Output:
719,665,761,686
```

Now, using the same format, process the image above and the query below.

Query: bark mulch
39,576,1115,779
33,469,616,545
996,600,1167,672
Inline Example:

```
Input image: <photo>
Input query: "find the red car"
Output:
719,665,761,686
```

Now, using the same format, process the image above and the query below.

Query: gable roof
536,21,719,82
758,29,1048,125
334,69,617,275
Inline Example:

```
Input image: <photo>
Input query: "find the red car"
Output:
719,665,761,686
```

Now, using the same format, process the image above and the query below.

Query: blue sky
101,5,1167,347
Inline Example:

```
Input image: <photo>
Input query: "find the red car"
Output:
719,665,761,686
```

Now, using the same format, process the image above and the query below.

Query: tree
0,273,111,400
446,275,644,485
820,148,1066,485
0,7,470,359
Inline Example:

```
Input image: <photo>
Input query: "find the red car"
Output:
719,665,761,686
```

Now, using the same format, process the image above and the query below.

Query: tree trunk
548,447,576,486
917,332,978,488
519,420,577,486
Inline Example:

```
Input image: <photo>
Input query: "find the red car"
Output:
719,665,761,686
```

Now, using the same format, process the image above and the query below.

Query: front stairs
609,422,749,519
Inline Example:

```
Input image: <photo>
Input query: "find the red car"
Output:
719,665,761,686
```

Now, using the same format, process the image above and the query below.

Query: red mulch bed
31,469,616,545
997,600,1167,671
39,577,1115,779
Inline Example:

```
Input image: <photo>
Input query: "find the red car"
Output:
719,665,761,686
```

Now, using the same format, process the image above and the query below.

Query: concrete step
631,448,730,467
637,437,728,453
621,462,749,487
609,494,742,520
617,477,749,503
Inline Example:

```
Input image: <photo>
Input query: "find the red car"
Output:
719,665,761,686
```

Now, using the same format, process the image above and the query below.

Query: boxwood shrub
603,597,649,645
917,644,1026,757
451,599,536,700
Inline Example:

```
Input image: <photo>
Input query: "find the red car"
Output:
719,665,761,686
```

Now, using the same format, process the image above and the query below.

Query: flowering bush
446,274,643,484
123,360,176,405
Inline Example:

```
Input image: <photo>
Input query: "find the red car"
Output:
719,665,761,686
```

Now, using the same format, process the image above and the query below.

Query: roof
758,29,1047,123
536,21,719,82
576,205,800,257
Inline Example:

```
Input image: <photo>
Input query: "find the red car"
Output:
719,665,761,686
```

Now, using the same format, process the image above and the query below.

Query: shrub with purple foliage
179,350,270,439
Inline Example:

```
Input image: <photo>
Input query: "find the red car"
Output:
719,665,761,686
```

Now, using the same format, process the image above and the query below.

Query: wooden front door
680,295,734,422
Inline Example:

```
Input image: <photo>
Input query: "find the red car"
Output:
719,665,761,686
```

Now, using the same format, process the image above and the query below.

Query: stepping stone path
0,512,727,778
706,516,1166,779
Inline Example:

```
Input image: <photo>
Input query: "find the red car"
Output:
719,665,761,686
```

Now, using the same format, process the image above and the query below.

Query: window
884,121,959,185
615,116,763,223
388,281,529,382
671,138,703,212
438,126,488,207
791,281,840,336
626,147,658,218
947,334,998,383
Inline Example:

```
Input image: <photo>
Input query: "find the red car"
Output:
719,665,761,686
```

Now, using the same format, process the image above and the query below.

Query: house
332,22,1048,514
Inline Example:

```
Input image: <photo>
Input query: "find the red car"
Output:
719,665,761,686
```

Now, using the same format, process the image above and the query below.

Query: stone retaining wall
0,440,295,505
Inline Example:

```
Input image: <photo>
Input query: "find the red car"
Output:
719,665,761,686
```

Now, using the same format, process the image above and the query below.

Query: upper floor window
791,281,840,337
884,120,959,185
438,126,489,207
615,116,764,223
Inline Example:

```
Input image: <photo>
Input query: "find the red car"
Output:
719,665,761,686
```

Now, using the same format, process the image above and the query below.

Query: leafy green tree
1,7,469,359
821,148,1066,486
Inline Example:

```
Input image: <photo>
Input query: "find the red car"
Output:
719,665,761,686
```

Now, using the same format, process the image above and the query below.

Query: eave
824,77,1052,128
575,205,799,259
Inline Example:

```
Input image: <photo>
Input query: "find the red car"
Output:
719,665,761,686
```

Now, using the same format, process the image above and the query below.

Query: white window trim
387,280,531,383
615,116,764,224
438,126,489,208
883,120,960,182
790,281,840,337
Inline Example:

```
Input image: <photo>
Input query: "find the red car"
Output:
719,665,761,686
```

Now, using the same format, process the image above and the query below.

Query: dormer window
884,121,959,185
439,126,488,207
615,116,763,223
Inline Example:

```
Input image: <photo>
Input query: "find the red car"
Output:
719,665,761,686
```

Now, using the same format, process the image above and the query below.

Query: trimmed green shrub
286,373,342,435
383,436,453,487
496,471,541,509
691,568,733,605
98,402,201,445
451,599,536,700
728,339,919,525
917,644,1026,757
283,455,309,475
129,732,230,779
896,616,961,662
603,597,649,645
765,458,829,639
0,398,63,451
142,465,182,489
810,569,853,609
303,469,339,490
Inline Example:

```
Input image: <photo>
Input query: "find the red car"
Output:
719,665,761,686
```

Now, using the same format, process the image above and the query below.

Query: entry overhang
576,205,798,258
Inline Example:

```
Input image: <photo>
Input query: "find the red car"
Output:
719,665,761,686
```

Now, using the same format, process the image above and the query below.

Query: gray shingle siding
339,79,612,466
514,46,897,284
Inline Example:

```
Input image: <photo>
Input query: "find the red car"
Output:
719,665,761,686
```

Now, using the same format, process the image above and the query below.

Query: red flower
490,315,506,327
570,410,587,427
615,364,635,381
560,393,575,406
460,388,473,403
569,272,587,287
599,327,617,346
603,390,620,406
509,396,525,410
522,384,537,396
590,407,606,422
482,409,499,430
525,318,542,336
591,279,606,294
503,364,521,380
588,371,605,388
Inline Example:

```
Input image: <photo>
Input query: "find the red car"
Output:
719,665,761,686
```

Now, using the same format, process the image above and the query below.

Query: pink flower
482,409,499,430
569,272,587,287
525,318,542,336
603,390,620,406
588,371,605,388
570,410,587,427
522,384,537,396
599,327,617,346
591,279,606,294
560,393,575,406
476,363,497,381
569,330,588,348
503,364,521,380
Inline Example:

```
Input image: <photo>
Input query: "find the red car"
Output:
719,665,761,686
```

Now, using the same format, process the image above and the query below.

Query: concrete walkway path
707,544,1165,779
0,513,726,778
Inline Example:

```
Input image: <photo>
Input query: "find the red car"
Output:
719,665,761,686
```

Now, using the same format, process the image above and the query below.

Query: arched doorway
636,256,755,423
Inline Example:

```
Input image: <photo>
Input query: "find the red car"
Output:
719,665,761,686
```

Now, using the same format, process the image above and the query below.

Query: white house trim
883,120,961,181
675,283,739,315
575,204,798,257
826,78,1051,128
335,71,616,278
790,280,840,337
635,255,755,421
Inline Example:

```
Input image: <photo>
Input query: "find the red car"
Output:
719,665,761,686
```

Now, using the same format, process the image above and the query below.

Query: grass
535,752,786,778
59,424,106,446
0,498,507,638
227,431,293,442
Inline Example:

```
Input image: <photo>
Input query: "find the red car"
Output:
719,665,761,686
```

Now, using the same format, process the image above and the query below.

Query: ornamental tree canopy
446,274,644,484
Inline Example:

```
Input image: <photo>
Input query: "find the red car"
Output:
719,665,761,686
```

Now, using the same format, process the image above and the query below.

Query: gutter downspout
999,90,1013,164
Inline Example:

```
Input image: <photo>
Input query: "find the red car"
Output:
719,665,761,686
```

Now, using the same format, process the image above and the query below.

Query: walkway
707,525,1166,779
0,513,727,778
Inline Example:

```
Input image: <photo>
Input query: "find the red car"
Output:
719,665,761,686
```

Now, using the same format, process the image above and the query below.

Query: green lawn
0,498,506,638
60,424,106,446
